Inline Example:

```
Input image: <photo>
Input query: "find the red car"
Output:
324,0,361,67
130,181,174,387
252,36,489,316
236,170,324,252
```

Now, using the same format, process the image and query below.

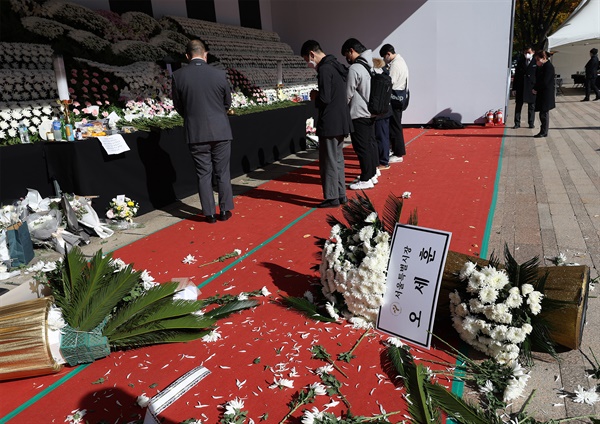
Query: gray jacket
346,49,374,119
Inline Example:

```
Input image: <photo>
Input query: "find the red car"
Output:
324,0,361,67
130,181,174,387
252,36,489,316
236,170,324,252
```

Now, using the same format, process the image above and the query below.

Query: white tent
548,0,600,86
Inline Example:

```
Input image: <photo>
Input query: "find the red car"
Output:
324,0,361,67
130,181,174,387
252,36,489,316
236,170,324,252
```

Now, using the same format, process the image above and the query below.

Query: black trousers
390,107,406,157
584,78,600,99
350,117,378,181
375,116,390,166
538,111,550,136
514,98,535,127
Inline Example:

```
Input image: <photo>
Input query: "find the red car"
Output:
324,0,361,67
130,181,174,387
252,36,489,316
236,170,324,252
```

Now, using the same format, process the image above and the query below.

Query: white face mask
525,53,533,60
307,60,317,69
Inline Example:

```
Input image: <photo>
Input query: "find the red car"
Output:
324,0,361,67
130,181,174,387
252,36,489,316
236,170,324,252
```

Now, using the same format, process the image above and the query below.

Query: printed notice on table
97,134,130,155
376,224,451,349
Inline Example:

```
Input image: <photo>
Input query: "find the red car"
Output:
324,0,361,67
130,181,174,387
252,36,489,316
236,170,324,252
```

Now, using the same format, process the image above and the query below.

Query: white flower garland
319,213,390,323
449,261,544,364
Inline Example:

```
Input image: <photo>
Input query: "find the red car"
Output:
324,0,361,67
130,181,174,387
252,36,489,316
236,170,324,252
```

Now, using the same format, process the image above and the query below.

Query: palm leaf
109,329,214,350
340,192,377,229
382,193,404,235
280,296,337,322
425,381,491,424
203,299,258,320
102,282,184,334
386,345,438,424
408,208,418,225
503,244,540,288
107,315,217,341
53,248,87,323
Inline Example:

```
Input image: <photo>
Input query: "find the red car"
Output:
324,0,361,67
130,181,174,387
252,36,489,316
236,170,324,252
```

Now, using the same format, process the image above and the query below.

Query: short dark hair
187,39,208,57
379,43,395,56
591,48,599,55
523,46,533,52
341,38,366,55
301,40,322,57
534,50,549,60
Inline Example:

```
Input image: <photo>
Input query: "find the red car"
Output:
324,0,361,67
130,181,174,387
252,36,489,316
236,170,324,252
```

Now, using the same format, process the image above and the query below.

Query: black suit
513,55,536,127
534,60,556,136
172,58,234,217
583,54,600,100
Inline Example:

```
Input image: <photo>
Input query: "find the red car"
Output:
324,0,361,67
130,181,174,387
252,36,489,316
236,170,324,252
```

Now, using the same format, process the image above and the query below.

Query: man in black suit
512,46,537,129
582,47,600,101
172,39,234,223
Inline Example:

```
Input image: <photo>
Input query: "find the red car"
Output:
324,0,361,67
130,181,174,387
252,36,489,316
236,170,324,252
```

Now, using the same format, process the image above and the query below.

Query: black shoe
528,124,535,129
206,214,217,223
219,210,232,221
594,97,600,101
339,196,348,205
581,98,590,102
317,198,340,208
533,133,547,138
512,124,520,129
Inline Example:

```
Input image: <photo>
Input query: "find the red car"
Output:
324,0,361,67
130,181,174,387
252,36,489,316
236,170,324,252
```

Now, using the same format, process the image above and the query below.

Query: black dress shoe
533,133,547,138
581,98,590,102
594,97,600,101
317,198,340,208
206,214,217,223
219,210,232,221
512,124,520,129
339,196,348,205
528,124,535,129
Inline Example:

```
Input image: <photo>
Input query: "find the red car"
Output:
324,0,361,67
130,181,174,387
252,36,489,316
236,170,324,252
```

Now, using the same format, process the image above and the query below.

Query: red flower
83,80,89,86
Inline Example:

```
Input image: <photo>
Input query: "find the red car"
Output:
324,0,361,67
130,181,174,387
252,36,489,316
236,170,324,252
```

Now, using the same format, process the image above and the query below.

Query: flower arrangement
0,100,61,144
319,192,417,325
0,42,53,70
0,69,58,102
121,11,161,40
106,195,139,222
449,246,555,365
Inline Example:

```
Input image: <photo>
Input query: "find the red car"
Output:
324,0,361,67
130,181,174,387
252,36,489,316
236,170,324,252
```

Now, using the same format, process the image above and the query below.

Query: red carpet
0,126,504,423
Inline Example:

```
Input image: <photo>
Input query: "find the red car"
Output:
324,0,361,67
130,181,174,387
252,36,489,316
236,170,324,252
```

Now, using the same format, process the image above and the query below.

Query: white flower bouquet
319,193,417,325
449,247,555,365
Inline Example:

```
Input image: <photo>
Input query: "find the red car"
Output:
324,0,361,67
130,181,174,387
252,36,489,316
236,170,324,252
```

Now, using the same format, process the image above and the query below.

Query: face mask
525,53,533,60
307,60,317,69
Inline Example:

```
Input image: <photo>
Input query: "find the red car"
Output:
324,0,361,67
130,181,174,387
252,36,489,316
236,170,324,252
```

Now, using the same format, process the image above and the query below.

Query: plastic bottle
65,123,74,141
18,122,31,143
52,117,62,141
60,116,67,141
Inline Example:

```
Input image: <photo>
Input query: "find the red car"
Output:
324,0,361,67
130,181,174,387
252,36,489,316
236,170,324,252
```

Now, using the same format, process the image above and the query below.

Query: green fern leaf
204,299,258,320
54,248,87,324
280,296,337,322
108,315,217,342
109,329,214,350
425,381,492,424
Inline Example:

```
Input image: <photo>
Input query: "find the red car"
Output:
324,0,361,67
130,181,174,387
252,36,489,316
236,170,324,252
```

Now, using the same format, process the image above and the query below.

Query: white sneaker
389,155,404,163
349,180,374,190
371,176,378,185
375,168,381,177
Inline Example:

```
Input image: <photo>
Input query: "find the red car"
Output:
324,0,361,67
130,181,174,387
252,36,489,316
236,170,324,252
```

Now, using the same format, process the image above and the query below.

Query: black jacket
513,55,537,104
534,60,556,112
585,54,599,80
314,55,353,138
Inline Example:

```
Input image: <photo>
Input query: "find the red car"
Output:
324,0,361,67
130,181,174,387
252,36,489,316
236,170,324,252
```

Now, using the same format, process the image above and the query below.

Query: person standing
372,57,392,170
380,43,408,164
172,39,234,223
301,40,352,208
342,38,379,190
512,46,537,128
532,50,555,138
581,47,600,101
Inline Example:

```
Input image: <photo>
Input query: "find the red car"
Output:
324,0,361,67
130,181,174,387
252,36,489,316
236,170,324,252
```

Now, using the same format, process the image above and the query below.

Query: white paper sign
97,134,130,155
376,224,451,348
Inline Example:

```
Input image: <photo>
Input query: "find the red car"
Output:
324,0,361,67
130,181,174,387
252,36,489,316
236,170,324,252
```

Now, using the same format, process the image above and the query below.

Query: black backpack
354,57,392,116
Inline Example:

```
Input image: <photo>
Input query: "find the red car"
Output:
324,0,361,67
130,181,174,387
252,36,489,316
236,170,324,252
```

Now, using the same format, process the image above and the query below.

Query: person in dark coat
512,46,537,128
582,47,600,101
172,39,234,223
532,50,555,138
301,40,353,208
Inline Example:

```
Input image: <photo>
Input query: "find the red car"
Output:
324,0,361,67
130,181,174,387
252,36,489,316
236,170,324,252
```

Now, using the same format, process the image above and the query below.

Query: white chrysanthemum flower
260,286,271,296
304,290,314,303
364,212,377,223
233,249,242,256
224,397,245,415
269,378,294,389
402,191,411,199
573,385,599,405
386,337,406,348
325,302,339,320
109,258,127,271
459,261,477,280
47,305,66,331
479,286,499,304
301,407,324,424
315,364,334,376
520,283,534,296
238,293,248,301
136,393,150,408
201,329,221,342
65,409,87,424
479,380,495,394
308,382,327,396
182,254,196,264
